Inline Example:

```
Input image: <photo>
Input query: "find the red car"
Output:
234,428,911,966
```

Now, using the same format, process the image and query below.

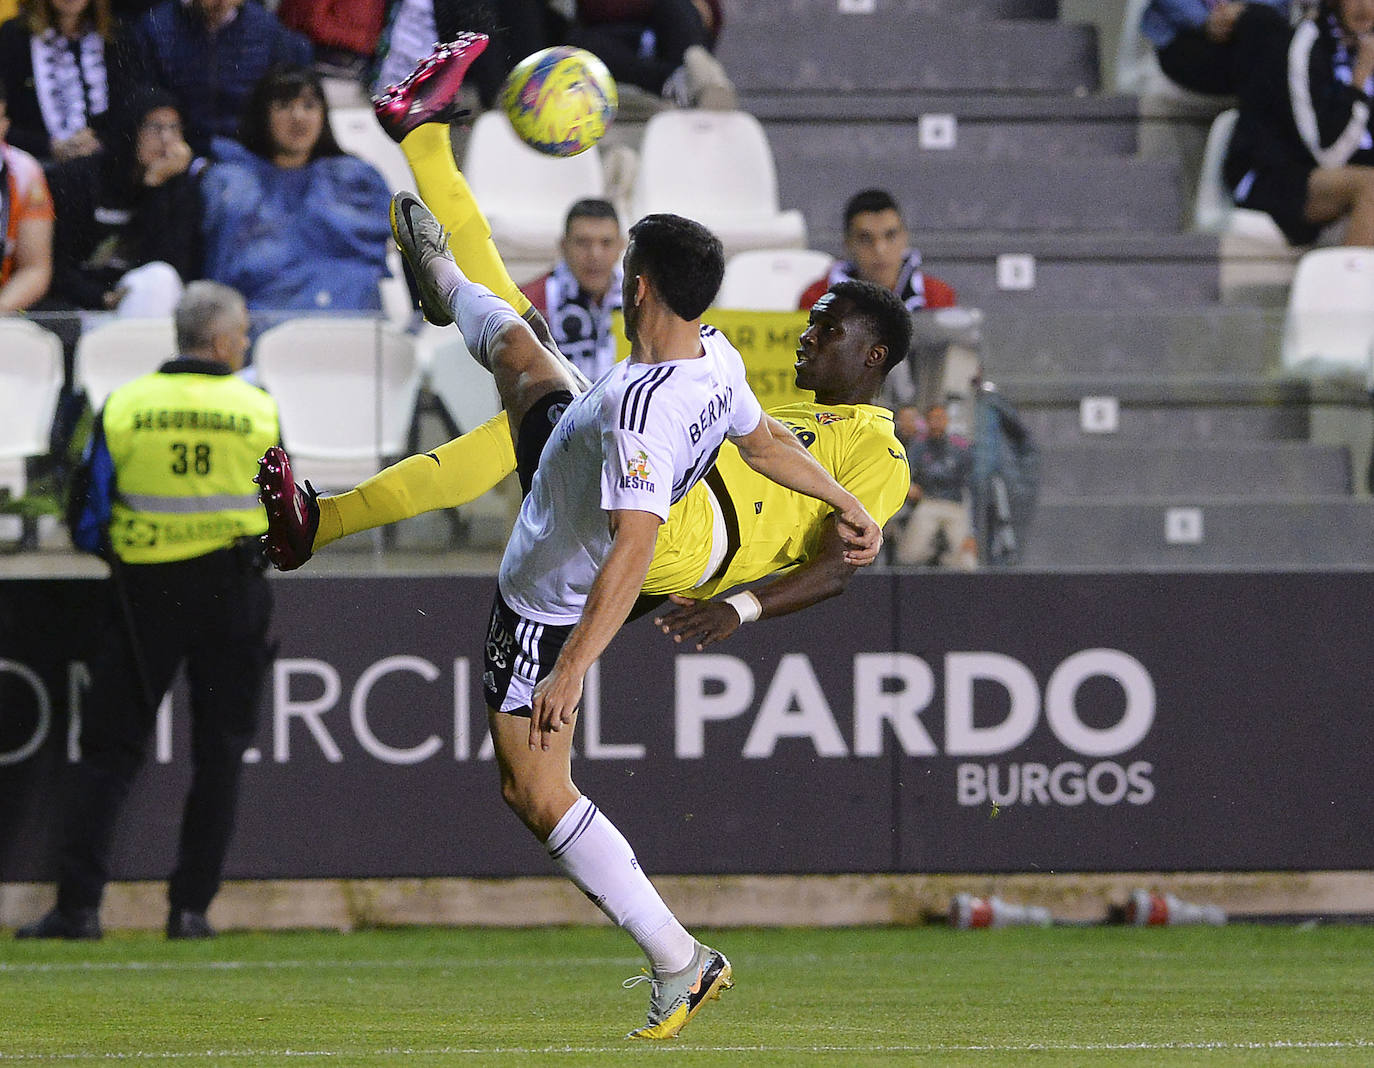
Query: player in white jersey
385,191,881,1039
498,324,757,627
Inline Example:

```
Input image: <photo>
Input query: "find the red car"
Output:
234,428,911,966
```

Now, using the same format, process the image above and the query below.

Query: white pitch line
0,956,640,974
3,1041,1374,1061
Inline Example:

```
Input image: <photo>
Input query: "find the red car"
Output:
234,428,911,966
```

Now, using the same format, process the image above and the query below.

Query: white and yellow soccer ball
500,46,618,157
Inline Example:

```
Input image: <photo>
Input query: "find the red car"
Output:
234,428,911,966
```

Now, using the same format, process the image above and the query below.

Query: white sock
446,277,526,369
546,796,697,975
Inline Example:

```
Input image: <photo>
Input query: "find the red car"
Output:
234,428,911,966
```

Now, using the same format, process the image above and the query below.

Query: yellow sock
314,412,516,548
400,123,532,315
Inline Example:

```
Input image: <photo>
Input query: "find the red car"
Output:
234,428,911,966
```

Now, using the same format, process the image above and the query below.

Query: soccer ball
500,46,617,158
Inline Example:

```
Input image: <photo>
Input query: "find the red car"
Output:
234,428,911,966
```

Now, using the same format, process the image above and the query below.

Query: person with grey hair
17,280,280,942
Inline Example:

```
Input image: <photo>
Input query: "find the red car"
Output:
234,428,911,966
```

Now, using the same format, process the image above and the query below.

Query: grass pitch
2,924,1372,1064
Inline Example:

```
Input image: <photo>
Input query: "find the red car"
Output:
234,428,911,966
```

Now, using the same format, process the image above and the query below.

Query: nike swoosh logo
401,198,420,239
687,965,705,996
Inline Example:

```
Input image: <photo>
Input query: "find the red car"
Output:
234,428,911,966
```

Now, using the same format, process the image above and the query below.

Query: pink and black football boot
372,33,489,144
254,445,320,571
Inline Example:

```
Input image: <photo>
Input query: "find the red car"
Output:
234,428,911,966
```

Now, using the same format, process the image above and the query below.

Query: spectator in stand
567,0,736,109
0,0,130,163
892,402,976,570
128,0,311,156
1141,0,1292,96
200,67,391,322
1225,0,1374,246
519,198,624,383
0,82,55,315
799,188,958,409
46,87,198,316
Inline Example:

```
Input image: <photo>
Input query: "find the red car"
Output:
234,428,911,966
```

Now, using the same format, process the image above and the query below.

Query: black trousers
56,547,273,914
1156,4,1288,97
566,0,714,96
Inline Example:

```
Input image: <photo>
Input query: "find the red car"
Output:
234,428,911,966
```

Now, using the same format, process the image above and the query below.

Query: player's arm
528,507,661,750
730,413,882,565
655,515,855,649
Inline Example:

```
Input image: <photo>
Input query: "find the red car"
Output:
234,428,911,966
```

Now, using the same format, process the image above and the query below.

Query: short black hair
828,279,912,374
565,198,619,232
626,213,724,321
843,188,902,230
238,66,343,164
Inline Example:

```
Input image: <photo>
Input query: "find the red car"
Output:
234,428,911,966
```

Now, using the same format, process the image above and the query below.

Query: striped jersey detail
619,366,675,433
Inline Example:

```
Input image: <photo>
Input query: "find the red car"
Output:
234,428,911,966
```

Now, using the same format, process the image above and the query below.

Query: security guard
18,281,279,941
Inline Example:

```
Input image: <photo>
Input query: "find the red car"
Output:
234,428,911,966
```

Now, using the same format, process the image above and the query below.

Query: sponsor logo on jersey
620,449,656,492
814,412,843,425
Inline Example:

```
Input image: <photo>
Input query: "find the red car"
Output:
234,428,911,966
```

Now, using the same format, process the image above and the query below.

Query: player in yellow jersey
257,40,913,648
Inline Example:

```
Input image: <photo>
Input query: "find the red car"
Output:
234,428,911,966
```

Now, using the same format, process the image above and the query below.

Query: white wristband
723,590,762,624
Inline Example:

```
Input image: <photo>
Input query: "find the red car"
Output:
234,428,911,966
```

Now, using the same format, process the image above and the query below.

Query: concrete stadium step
718,16,1099,94
979,307,1282,377
1021,497,1374,568
730,0,1060,20
756,95,1139,160
779,157,1185,236
1039,443,1352,498
857,233,1220,311
993,376,1363,442
1013,401,1309,446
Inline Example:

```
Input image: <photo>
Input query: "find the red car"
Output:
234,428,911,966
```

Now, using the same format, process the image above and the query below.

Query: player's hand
1204,1,1242,43
529,664,583,750
655,593,741,650
836,503,883,566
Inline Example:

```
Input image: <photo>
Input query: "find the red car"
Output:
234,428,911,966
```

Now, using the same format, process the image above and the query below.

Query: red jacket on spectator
799,250,956,312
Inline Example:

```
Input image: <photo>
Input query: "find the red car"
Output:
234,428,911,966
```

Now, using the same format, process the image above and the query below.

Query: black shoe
166,909,216,940
15,906,102,940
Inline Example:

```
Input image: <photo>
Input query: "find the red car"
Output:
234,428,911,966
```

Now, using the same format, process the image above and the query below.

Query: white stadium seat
1192,109,1288,243
464,110,605,285
73,317,177,412
715,248,833,310
0,319,63,540
253,317,423,491
629,109,806,258
1280,248,1374,384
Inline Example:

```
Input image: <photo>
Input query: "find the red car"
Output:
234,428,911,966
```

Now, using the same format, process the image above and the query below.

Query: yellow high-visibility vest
102,365,280,564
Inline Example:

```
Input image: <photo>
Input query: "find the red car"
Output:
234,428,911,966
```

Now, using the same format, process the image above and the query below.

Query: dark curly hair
827,279,913,373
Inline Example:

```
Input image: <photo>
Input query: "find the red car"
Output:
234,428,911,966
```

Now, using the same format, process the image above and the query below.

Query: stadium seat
1192,109,1288,243
629,109,806,258
0,320,63,542
1280,248,1374,383
73,317,177,412
1114,0,1156,95
412,324,518,535
463,110,605,285
329,106,413,196
253,317,423,491
327,107,415,327
1115,0,1232,104
715,248,833,310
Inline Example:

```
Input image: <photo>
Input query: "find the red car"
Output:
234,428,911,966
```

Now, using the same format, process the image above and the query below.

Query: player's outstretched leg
391,190,578,432
254,446,320,571
374,38,578,378
624,941,734,1040
373,32,489,144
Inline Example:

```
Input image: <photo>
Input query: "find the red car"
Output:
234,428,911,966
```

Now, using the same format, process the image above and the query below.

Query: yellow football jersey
642,402,910,598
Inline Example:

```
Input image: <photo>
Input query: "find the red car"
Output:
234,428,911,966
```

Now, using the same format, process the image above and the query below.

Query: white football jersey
499,326,764,624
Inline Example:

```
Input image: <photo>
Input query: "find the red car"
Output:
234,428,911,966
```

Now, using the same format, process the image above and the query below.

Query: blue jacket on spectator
200,137,392,316
129,0,312,154
1142,0,1290,48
